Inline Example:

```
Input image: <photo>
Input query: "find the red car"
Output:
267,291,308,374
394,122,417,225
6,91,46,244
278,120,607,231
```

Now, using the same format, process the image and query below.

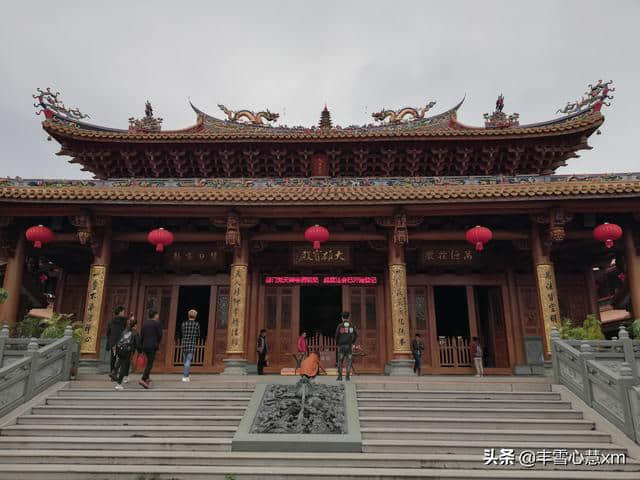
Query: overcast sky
1,1,638,179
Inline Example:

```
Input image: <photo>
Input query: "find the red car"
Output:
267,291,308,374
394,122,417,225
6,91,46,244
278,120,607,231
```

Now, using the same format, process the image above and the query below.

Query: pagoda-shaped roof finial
319,104,332,129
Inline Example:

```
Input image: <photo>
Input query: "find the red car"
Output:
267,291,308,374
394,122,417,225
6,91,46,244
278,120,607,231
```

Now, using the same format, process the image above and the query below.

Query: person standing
411,333,425,376
257,329,268,375
139,310,163,389
334,312,358,381
114,317,141,390
106,306,127,379
181,309,201,382
296,331,308,371
470,336,484,377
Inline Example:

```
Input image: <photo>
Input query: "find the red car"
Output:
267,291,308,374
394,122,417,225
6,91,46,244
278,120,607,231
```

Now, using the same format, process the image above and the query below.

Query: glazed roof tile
2,174,639,206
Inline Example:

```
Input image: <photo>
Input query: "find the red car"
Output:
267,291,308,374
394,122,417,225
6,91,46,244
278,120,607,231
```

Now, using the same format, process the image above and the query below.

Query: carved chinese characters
421,245,474,266
80,265,106,354
291,245,351,267
226,264,247,354
536,264,560,357
389,264,411,354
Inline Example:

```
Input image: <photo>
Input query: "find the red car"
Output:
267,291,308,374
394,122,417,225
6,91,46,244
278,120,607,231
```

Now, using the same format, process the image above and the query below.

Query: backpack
116,330,135,357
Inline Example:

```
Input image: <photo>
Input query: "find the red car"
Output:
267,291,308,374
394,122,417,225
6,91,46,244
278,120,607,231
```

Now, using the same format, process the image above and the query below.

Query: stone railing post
0,324,9,368
618,326,638,379
24,337,40,400
62,325,74,378
580,343,595,405
550,327,561,383
618,362,638,442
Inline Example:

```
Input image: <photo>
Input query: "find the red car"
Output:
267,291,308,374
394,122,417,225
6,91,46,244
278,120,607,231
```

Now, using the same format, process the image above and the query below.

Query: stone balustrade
552,325,640,443
0,325,78,418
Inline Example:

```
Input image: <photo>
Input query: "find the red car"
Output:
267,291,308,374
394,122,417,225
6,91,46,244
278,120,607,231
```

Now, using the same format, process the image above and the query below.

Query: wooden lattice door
348,286,381,372
264,286,299,371
408,286,430,368
212,286,229,369
139,285,175,371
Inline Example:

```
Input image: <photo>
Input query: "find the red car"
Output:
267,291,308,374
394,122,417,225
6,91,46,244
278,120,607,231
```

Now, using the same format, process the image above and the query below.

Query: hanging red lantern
593,222,622,249
25,225,54,248
147,227,174,252
465,225,493,252
304,224,330,250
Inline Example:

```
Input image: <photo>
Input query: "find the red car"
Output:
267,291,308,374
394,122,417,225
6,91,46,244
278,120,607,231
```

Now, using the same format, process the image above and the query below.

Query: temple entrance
434,286,472,369
173,285,210,367
300,286,342,367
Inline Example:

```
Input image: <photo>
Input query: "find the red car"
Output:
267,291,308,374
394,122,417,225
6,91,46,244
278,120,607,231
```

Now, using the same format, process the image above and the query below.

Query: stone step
45,396,250,406
56,388,254,398
0,436,232,451
357,390,561,400
0,464,638,479
31,405,246,416
17,415,242,426
358,406,583,419
362,439,629,456
360,428,611,443
359,416,595,431
356,382,552,392
356,398,572,409
0,450,636,471
0,425,237,438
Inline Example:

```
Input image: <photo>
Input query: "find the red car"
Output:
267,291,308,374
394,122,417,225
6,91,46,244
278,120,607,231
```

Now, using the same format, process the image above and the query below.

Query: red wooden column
0,231,25,330
623,224,640,319
222,237,249,375
530,222,560,359
386,231,415,375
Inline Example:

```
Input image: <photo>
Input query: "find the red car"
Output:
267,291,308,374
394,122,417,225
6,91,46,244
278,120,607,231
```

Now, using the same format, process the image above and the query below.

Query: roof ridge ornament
128,100,163,132
33,87,90,120
557,80,615,115
371,101,436,124
218,104,279,125
483,94,519,129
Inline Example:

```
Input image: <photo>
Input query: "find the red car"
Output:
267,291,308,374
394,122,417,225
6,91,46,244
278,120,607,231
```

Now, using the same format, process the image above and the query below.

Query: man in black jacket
335,312,358,381
139,310,163,389
106,306,127,377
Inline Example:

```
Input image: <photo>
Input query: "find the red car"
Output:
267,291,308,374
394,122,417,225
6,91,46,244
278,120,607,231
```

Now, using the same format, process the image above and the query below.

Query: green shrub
630,319,640,339
0,287,7,304
556,314,605,340
40,313,83,344
17,315,45,338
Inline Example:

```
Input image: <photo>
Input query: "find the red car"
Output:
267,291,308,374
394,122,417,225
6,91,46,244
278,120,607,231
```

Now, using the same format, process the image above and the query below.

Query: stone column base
386,359,416,376
222,358,248,375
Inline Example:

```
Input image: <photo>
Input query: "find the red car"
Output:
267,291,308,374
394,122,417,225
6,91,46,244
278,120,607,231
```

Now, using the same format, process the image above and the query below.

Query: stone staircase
0,377,638,479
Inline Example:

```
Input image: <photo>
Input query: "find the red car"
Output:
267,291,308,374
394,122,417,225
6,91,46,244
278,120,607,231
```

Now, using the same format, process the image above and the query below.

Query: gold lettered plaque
420,244,475,267
80,265,107,354
164,244,223,268
389,263,411,354
536,263,560,356
291,244,352,268
226,264,248,354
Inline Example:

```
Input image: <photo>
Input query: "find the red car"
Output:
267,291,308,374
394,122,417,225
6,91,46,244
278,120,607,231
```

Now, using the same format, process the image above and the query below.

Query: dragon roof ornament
557,80,614,115
372,101,437,124
217,104,279,125
33,87,89,120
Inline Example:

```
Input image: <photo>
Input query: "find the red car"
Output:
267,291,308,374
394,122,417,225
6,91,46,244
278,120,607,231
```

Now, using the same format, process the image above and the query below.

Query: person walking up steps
139,310,162,389
114,316,141,391
411,333,425,376
106,305,127,379
257,329,268,375
470,336,484,377
181,309,201,382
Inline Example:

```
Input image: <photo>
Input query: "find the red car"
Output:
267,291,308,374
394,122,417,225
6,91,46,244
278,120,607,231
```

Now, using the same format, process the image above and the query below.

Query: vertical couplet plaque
389,263,411,354
80,265,107,354
536,263,560,357
226,264,248,354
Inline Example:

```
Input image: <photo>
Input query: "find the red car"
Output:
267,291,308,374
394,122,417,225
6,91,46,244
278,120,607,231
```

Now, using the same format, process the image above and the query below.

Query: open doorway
175,285,210,342
433,286,471,368
300,286,342,337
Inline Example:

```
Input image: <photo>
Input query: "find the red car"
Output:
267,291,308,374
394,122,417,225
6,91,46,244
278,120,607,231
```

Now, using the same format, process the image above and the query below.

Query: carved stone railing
552,325,640,443
0,326,77,418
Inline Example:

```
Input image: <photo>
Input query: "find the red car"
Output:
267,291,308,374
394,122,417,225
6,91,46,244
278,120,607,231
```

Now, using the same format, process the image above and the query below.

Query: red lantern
465,225,493,252
25,225,54,248
147,227,174,252
593,222,622,249
304,224,329,250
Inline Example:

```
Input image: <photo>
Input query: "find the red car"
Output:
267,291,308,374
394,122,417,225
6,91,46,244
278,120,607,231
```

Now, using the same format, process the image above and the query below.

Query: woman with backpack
113,316,141,390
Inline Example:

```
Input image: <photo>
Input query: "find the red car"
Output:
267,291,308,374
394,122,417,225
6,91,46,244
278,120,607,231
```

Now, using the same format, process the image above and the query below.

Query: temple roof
2,173,639,206
32,82,614,178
